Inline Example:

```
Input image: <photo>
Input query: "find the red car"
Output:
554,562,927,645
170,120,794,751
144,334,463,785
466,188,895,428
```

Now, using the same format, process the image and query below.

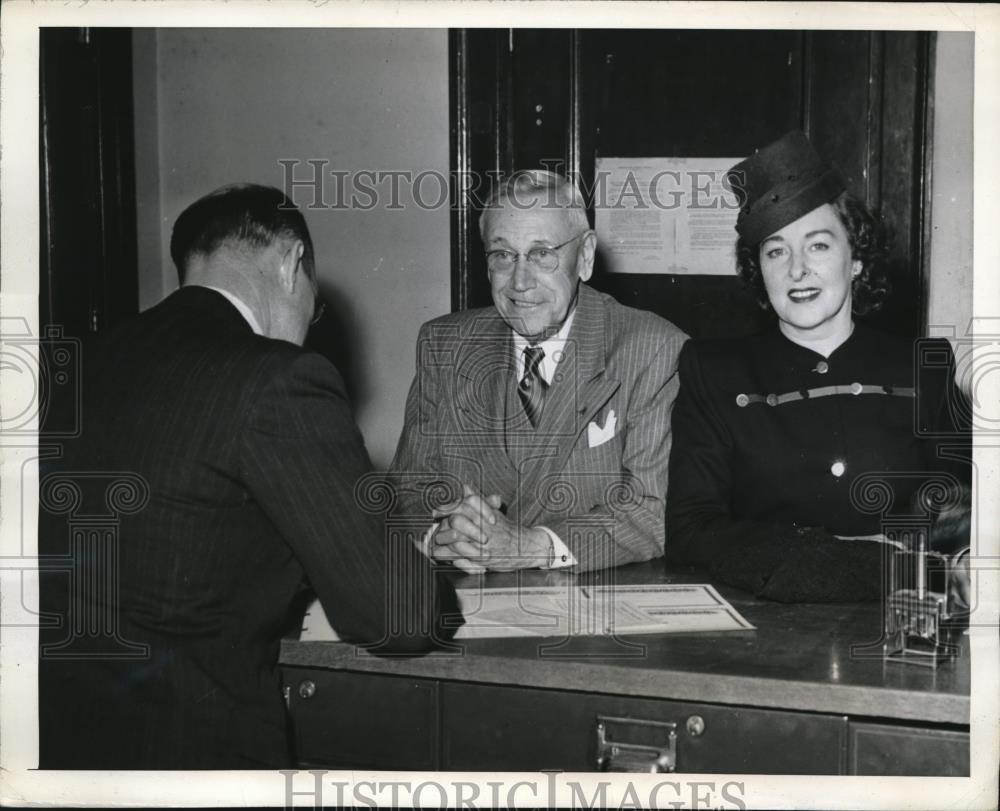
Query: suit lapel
509,284,621,525
454,312,518,495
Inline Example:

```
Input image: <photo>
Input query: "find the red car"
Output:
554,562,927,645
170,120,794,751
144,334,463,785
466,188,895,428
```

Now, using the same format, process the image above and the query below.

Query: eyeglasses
485,231,589,274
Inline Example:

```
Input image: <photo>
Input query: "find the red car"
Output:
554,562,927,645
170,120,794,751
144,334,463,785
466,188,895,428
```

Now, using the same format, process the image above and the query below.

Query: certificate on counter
594,157,741,275
299,583,753,641
453,583,753,638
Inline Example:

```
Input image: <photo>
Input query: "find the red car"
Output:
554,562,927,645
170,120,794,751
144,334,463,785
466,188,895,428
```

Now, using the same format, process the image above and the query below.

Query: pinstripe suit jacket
39,286,459,769
390,283,687,572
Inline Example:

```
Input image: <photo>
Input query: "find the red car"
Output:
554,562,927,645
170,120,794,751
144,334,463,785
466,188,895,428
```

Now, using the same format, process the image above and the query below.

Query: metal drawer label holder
596,715,677,773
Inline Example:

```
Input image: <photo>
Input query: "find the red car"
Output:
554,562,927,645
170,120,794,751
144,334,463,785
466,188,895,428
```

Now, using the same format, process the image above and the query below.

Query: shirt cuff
537,526,576,568
419,522,438,558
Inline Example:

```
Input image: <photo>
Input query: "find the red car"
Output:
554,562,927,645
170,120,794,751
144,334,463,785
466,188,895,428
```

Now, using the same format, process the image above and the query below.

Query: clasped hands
429,485,552,574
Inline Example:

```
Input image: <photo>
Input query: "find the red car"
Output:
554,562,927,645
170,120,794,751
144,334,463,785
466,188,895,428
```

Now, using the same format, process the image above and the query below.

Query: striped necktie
518,345,546,428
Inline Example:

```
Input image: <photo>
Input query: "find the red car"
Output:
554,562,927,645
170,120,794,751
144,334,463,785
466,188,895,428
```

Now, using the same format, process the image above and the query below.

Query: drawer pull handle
595,715,676,773
686,715,705,736
298,680,317,699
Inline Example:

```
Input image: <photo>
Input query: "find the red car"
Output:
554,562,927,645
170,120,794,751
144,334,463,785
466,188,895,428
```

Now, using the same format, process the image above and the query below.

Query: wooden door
40,28,139,339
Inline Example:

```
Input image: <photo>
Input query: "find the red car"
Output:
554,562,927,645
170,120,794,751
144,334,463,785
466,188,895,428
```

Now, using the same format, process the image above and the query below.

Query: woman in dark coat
666,131,970,602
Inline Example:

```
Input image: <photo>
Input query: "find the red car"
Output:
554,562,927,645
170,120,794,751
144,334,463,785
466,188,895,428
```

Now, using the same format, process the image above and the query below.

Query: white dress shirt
197,285,264,336
512,307,576,387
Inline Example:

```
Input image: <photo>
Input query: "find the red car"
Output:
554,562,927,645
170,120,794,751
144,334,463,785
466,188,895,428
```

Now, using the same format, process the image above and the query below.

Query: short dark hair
169,183,315,283
735,192,890,316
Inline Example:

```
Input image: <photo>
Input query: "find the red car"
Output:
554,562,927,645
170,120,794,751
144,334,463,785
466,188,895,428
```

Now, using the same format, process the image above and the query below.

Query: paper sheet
594,157,741,275
299,583,754,641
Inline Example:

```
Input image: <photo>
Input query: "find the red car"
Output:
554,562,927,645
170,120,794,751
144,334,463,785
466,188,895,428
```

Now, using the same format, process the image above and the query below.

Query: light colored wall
132,29,451,466
134,30,165,311
927,32,974,346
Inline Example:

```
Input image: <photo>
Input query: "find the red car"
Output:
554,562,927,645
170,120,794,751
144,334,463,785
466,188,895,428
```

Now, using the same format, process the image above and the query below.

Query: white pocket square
587,410,617,448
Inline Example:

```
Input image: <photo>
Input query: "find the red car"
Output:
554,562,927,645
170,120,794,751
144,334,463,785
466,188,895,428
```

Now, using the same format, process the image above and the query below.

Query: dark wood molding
918,32,937,333
448,28,471,313
568,30,583,190
40,27,138,336
449,30,511,312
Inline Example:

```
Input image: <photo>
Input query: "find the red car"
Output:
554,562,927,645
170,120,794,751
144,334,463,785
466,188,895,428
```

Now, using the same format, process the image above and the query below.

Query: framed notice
594,157,741,275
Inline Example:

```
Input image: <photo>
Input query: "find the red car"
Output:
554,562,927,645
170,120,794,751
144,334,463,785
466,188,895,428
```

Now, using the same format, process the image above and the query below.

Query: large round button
815,361,829,374
830,461,846,478
850,382,863,395
766,394,778,407
736,393,749,407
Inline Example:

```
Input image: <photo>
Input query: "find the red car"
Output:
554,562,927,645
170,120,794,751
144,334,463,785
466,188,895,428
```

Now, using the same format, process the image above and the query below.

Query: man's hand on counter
430,486,552,572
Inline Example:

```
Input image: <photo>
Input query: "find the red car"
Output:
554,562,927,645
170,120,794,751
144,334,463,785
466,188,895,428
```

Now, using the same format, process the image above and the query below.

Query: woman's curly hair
735,192,891,316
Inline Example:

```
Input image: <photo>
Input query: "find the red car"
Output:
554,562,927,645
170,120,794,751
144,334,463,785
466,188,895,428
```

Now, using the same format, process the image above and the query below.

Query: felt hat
725,131,846,245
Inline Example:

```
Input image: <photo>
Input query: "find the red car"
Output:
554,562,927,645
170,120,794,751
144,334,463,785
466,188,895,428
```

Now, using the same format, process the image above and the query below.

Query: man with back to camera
390,170,688,573
38,183,461,769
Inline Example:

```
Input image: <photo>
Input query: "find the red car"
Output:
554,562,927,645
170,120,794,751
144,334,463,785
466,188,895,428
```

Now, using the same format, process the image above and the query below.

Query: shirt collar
512,307,577,385
194,285,264,336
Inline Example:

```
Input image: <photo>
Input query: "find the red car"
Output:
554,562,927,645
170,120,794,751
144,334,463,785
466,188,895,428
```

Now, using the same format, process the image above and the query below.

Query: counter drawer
848,721,969,775
441,683,848,774
283,667,438,770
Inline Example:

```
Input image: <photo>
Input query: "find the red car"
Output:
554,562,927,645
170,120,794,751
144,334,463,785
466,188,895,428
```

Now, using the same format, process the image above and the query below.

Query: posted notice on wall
594,157,741,275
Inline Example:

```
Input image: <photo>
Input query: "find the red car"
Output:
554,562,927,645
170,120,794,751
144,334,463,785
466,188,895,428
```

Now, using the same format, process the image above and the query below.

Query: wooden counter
280,561,970,775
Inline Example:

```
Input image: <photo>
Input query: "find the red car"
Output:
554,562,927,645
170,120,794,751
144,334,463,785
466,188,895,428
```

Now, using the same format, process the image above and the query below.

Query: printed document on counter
299,583,754,641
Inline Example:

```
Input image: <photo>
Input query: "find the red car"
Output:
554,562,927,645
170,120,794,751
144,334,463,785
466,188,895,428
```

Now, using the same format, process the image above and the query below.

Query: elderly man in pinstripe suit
391,171,688,574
